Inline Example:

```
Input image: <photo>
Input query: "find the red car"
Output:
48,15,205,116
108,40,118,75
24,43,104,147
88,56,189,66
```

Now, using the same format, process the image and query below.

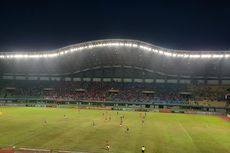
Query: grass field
0,107,229,153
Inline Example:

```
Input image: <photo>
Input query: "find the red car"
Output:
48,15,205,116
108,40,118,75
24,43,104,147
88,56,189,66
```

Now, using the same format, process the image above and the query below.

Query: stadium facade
0,39,230,85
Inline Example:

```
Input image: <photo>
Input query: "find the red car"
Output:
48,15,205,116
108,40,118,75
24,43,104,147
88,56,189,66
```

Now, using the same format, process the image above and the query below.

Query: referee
141,145,145,153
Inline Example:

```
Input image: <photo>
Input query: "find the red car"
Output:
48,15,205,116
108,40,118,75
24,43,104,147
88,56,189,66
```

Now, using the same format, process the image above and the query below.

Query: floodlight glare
0,40,229,59
201,54,212,58
189,55,200,58
212,54,224,58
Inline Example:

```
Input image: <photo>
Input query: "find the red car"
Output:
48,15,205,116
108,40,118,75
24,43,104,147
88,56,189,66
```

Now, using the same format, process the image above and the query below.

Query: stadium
0,39,230,153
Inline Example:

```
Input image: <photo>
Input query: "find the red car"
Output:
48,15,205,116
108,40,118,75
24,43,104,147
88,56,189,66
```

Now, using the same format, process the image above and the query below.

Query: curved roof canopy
0,39,230,59
0,39,230,79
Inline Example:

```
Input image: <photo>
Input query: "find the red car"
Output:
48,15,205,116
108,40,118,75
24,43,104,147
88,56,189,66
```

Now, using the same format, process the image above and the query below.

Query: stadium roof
0,39,230,59
0,39,230,80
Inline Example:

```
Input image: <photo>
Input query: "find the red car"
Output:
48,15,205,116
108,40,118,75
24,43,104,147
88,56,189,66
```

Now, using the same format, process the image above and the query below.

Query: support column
153,70,156,85
142,67,145,83
71,72,74,82
218,59,223,85
121,65,124,83
177,74,181,84
131,66,135,83
100,65,103,82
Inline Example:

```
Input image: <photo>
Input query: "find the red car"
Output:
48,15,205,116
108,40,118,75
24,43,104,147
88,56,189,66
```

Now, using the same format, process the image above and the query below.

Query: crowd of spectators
0,81,228,104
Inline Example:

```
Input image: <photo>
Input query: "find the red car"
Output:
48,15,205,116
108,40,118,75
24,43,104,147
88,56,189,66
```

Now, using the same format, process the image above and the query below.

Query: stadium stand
0,81,228,106
0,39,229,108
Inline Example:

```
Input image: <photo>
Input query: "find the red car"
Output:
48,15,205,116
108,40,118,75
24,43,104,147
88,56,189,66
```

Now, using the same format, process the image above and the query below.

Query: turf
0,107,229,153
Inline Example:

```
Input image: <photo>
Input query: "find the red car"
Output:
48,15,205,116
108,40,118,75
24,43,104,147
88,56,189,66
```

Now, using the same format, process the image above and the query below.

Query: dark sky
0,0,230,52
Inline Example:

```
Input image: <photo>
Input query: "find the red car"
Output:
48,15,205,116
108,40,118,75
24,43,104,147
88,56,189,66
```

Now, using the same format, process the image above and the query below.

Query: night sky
0,0,230,52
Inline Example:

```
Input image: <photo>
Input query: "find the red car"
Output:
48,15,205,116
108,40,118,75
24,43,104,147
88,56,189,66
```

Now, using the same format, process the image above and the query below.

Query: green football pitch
0,107,229,153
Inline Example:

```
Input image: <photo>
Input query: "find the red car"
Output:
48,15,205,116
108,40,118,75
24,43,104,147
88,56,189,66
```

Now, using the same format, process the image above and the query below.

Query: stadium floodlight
13,54,28,58
212,54,224,58
29,54,41,58
189,54,201,58
74,48,78,51
111,43,119,46
124,43,132,47
111,43,116,46
140,45,151,51
8,55,15,58
23,55,28,58
88,45,94,48
132,44,138,47
119,43,124,46
164,52,172,56
177,54,184,57
183,54,189,58
79,47,84,50
158,50,164,54
13,54,22,58
42,54,48,58
47,53,59,57
201,54,212,58
225,54,230,58
152,49,158,53
172,53,177,57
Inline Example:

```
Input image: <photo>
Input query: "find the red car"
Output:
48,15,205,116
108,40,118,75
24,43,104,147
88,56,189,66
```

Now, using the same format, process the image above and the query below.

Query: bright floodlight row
0,41,229,59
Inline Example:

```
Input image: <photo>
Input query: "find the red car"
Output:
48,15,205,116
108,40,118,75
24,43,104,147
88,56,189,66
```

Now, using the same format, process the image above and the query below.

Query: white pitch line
19,147,50,151
178,121,193,142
